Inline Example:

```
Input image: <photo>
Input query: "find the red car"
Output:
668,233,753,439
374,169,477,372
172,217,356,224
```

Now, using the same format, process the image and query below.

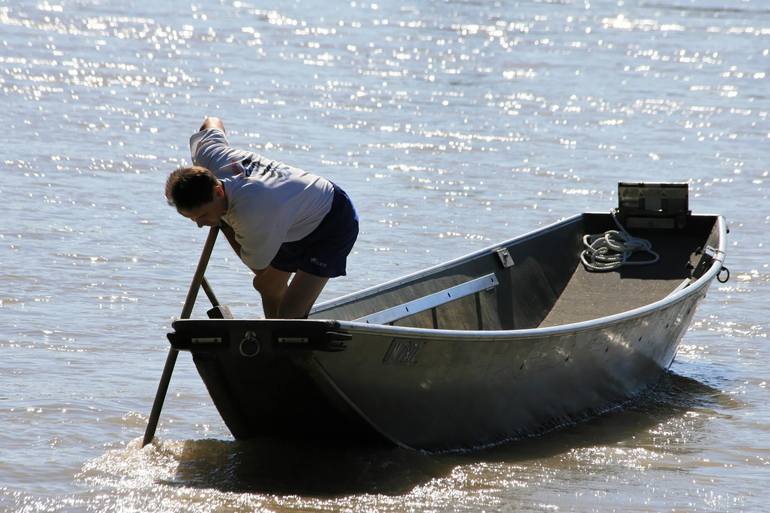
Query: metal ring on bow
717,266,730,283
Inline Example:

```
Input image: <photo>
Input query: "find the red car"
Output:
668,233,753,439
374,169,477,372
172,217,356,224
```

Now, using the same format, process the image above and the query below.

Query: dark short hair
165,166,218,210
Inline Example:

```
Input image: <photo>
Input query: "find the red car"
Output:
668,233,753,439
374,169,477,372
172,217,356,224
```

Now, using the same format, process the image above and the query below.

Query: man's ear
214,182,225,198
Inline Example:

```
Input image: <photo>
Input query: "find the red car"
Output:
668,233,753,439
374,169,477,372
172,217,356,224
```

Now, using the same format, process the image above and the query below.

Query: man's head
165,166,227,227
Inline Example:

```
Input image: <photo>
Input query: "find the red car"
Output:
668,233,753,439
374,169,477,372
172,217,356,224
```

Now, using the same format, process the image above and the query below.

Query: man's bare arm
199,116,225,132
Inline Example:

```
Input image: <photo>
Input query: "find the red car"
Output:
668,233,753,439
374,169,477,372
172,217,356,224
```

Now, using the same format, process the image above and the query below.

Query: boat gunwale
324,215,727,341
311,213,585,314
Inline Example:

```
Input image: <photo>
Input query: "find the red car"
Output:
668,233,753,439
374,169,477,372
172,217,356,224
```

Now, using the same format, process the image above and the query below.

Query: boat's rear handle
167,321,351,353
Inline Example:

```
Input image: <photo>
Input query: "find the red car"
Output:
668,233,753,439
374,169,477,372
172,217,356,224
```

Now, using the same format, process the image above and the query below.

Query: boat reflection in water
145,371,731,498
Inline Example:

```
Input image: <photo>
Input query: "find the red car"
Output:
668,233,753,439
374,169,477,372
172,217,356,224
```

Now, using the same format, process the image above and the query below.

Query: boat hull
316,290,706,450
168,213,726,451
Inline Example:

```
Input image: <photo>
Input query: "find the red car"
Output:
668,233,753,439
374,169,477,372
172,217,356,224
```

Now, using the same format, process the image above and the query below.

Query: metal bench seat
355,273,499,326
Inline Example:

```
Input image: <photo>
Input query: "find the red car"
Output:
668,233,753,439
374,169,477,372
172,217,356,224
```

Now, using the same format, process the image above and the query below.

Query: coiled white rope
580,210,660,272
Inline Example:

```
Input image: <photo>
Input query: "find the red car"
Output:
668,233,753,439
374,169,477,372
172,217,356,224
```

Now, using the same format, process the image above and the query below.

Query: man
165,116,358,319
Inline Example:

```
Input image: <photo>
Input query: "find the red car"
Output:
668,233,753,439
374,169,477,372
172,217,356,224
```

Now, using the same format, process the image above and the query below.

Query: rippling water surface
1,0,768,511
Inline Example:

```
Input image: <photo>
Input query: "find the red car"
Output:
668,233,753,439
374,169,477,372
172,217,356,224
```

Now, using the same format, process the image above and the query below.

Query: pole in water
142,226,220,447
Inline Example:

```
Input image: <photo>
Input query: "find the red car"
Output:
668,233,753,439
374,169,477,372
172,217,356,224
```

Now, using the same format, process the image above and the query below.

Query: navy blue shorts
270,184,358,278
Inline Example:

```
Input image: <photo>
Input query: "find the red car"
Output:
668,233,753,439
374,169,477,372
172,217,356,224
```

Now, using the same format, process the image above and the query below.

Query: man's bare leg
253,267,328,319
278,270,329,319
252,267,291,318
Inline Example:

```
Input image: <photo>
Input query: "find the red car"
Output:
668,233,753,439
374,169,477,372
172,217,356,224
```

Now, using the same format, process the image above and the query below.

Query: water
1,0,768,511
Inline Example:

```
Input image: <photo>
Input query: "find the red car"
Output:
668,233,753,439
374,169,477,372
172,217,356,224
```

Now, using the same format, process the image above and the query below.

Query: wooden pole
142,226,220,447
201,277,220,307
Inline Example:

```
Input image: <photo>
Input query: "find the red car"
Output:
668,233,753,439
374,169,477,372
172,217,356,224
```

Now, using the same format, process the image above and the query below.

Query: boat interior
310,213,721,331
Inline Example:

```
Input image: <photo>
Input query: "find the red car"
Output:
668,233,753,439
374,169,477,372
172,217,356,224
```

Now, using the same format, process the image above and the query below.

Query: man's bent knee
252,275,281,300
